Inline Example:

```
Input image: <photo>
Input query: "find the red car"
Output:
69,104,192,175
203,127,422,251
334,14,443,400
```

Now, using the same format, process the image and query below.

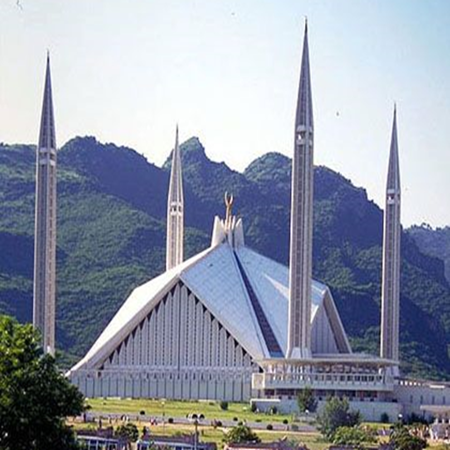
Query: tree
297,387,318,413
316,397,361,439
0,315,85,450
223,425,261,444
389,425,427,450
115,423,139,441
332,426,375,448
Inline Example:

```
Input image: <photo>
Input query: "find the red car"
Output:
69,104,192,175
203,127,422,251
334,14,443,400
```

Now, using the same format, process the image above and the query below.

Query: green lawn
86,398,295,424
82,398,390,450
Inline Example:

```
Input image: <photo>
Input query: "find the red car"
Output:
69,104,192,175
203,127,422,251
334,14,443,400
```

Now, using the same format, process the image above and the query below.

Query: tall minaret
33,54,57,355
166,125,184,270
287,21,314,359
380,106,401,363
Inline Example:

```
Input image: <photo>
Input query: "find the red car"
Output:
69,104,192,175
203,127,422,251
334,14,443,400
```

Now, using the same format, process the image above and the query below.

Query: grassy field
81,398,399,450
77,398,328,449
86,398,296,424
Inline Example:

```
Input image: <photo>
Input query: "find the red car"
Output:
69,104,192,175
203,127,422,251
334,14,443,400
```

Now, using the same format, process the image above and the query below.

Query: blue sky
1,0,449,227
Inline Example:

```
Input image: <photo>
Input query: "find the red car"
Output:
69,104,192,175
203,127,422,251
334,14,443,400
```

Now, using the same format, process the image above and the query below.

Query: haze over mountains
0,136,449,378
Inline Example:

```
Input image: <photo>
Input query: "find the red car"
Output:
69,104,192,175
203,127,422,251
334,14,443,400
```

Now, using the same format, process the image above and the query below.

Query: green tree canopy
316,397,361,439
115,423,139,442
0,315,85,450
297,387,318,413
223,425,261,444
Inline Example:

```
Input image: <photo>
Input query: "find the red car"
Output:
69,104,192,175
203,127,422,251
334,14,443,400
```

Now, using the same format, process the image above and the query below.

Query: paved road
83,412,316,433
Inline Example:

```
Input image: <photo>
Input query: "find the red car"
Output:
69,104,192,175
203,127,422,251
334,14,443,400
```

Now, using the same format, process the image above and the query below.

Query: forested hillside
409,225,450,283
0,136,449,378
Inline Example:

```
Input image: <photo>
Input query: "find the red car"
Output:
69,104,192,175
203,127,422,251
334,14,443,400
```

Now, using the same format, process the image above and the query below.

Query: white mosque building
33,23,450,422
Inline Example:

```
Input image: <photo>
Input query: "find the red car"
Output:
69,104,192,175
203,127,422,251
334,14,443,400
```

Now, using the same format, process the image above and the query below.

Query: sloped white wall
311,303,339,354
102,283,255,370
71,282,258,401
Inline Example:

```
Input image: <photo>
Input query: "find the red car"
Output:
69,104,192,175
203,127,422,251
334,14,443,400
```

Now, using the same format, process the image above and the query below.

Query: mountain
0,136,449,378
408,224,450,284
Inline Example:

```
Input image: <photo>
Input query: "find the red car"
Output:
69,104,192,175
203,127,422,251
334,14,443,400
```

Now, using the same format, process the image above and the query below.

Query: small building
137,434,217,450
76,435,124,450
76,428,127,450
224,441,308,450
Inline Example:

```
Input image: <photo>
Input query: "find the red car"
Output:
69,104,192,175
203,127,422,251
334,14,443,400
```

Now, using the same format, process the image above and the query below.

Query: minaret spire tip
392,102,397,141
166,123,184,270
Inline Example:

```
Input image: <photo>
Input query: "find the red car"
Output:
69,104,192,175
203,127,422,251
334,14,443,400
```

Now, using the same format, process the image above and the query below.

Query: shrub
167,417,174,424
406,412,428,425
332,426,375,447
389,424,427,450
220,401,229,411
140,410,146,415
224,425,261,444
282,419,289,425
380,412,390,423
233,417,238,421
266,424,273,430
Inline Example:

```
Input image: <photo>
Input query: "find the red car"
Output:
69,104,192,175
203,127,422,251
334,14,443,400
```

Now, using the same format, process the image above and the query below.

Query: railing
252,371,394,391
397,377,450,389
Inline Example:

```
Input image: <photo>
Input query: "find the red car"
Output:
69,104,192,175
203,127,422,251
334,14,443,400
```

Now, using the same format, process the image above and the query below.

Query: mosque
33,23,450,422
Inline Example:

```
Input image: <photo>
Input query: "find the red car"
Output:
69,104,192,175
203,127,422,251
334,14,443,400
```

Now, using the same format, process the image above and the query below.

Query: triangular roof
69,223,351,374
